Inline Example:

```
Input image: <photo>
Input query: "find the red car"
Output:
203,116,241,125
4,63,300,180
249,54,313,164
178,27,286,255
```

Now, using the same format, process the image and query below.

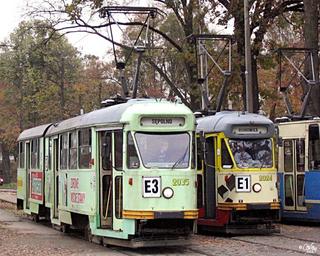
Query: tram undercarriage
197,208,280,235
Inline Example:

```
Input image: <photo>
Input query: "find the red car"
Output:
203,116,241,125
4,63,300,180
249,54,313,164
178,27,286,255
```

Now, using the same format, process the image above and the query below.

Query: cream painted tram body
196,111,280,234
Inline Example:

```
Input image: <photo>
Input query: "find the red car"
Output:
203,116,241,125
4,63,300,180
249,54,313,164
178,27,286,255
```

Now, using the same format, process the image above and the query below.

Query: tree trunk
233,2,247,111
0,143,11,184
303,0,319,116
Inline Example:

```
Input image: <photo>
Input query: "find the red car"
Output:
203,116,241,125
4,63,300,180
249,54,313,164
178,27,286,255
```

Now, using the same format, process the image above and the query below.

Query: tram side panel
278,121,320,222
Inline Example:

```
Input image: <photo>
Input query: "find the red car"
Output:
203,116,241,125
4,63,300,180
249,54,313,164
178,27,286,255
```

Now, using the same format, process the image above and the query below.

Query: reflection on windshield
135,132,190,168
229,139,273,168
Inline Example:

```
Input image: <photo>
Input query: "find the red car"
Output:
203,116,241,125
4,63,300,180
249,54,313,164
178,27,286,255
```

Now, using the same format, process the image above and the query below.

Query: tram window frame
308,124,320,170
127,132,140,169
115,176,123,219
191,132,196,169
60,133,68,170
101,132,112,171
48,139,52,170
114,130,123,171
31,139,39,169
284,140,293,173
296,139,305,172
196,135,204,171
69,131,78,169
79,128,92,169
19,141,25,168
221,139,233,169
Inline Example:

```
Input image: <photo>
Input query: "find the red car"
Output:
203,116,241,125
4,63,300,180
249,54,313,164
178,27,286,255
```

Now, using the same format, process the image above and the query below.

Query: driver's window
221,139,233,169
127,132,140,169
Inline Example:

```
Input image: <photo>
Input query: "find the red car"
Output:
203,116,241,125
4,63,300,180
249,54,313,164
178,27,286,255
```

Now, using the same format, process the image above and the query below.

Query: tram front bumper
218,202,280,211
123,210,198,219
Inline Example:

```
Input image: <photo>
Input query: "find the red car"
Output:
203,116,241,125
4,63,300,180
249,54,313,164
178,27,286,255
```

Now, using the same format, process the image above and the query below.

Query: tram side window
31,139,39,169
69,131,77,169
79,128,92,169
19,142,25,168
48,139,52,170
60,134,68,170
115,130,123,170
296,139,305,172
284,140,293,172
221,139,233,168
101,132,112,170
127,132,140,169
309,124,320,170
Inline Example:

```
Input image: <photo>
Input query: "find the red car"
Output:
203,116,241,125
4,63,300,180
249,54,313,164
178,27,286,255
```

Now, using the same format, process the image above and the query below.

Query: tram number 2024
142,177,161,198
236,175,251,192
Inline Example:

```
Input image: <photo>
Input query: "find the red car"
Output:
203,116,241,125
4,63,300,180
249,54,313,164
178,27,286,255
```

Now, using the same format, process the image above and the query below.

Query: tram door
53,138,59,218
204,136,216,218
26,142,30,209
99,131,113,228
283,139,306,211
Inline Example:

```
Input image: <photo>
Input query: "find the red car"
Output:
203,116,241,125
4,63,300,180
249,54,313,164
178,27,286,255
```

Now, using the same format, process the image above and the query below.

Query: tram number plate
142,177,161,198
236,175,251,192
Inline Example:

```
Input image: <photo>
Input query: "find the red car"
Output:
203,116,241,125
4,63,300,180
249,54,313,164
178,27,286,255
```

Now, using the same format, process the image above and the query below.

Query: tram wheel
31,213,39,223
61,224,70,233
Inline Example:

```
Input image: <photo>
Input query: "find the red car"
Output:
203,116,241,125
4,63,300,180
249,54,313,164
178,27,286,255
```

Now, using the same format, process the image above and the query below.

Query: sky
0,0,116,59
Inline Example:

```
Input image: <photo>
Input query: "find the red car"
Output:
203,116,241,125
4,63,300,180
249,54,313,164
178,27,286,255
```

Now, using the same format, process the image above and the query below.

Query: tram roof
196,111,274,138
17,123,52,141
45,99,193,136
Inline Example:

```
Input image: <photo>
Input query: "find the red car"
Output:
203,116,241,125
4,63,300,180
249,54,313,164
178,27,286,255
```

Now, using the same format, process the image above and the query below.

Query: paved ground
0,189,16,204
1,190,320,255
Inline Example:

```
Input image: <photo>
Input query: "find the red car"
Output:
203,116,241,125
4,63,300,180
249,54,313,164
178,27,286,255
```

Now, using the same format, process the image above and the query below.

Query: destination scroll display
140,117,185,127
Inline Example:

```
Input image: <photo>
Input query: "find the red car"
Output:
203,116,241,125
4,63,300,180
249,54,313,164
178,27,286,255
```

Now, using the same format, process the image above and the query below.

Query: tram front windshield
135,132,190,168
229,139,273,168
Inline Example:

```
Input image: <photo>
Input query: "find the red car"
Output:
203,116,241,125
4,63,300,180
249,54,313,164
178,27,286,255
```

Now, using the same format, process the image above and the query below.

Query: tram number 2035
142,177,161,198
236,175,251,192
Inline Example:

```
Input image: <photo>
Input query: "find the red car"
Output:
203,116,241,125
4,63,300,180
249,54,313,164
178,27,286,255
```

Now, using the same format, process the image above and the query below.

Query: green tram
16,99,198,247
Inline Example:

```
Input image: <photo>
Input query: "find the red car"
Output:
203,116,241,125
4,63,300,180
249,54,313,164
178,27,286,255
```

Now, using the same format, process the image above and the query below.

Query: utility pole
244,0,253,112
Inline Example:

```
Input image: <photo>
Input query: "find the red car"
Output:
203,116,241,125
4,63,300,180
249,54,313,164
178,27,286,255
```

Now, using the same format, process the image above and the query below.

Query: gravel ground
1,200,320,256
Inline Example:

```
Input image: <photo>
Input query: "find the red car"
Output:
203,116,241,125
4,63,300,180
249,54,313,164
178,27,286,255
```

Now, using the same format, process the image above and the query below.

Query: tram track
231,234,320,255
1,193,319,255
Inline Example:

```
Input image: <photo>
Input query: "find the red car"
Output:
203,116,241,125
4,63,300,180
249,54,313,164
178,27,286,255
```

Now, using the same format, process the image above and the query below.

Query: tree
28,0,216,110
210,0,304,113
0,20,83,181
303,0,319,116
75,54,120,112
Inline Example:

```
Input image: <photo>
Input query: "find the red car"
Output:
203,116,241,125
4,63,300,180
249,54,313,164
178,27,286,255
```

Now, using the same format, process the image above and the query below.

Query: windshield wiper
171,146,189,169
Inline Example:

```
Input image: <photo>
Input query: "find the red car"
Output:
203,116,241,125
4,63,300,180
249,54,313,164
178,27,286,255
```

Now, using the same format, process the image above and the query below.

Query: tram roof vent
194,109,216,117
274,116,291,123
101,94,128,108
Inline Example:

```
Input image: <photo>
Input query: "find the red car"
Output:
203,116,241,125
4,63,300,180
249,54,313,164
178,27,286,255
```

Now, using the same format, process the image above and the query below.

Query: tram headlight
162,187,174,199
252,183,262,193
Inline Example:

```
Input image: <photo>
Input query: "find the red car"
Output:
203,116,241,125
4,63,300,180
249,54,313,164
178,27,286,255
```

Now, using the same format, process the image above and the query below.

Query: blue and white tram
277,119,320,221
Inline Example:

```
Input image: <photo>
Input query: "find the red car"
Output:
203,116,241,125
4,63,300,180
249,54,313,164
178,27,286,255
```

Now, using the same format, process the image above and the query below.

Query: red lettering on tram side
70,192,85,204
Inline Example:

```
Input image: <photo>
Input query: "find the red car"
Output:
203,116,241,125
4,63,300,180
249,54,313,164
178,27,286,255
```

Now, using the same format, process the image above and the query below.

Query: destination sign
232,126,267,135
140,117,185,127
